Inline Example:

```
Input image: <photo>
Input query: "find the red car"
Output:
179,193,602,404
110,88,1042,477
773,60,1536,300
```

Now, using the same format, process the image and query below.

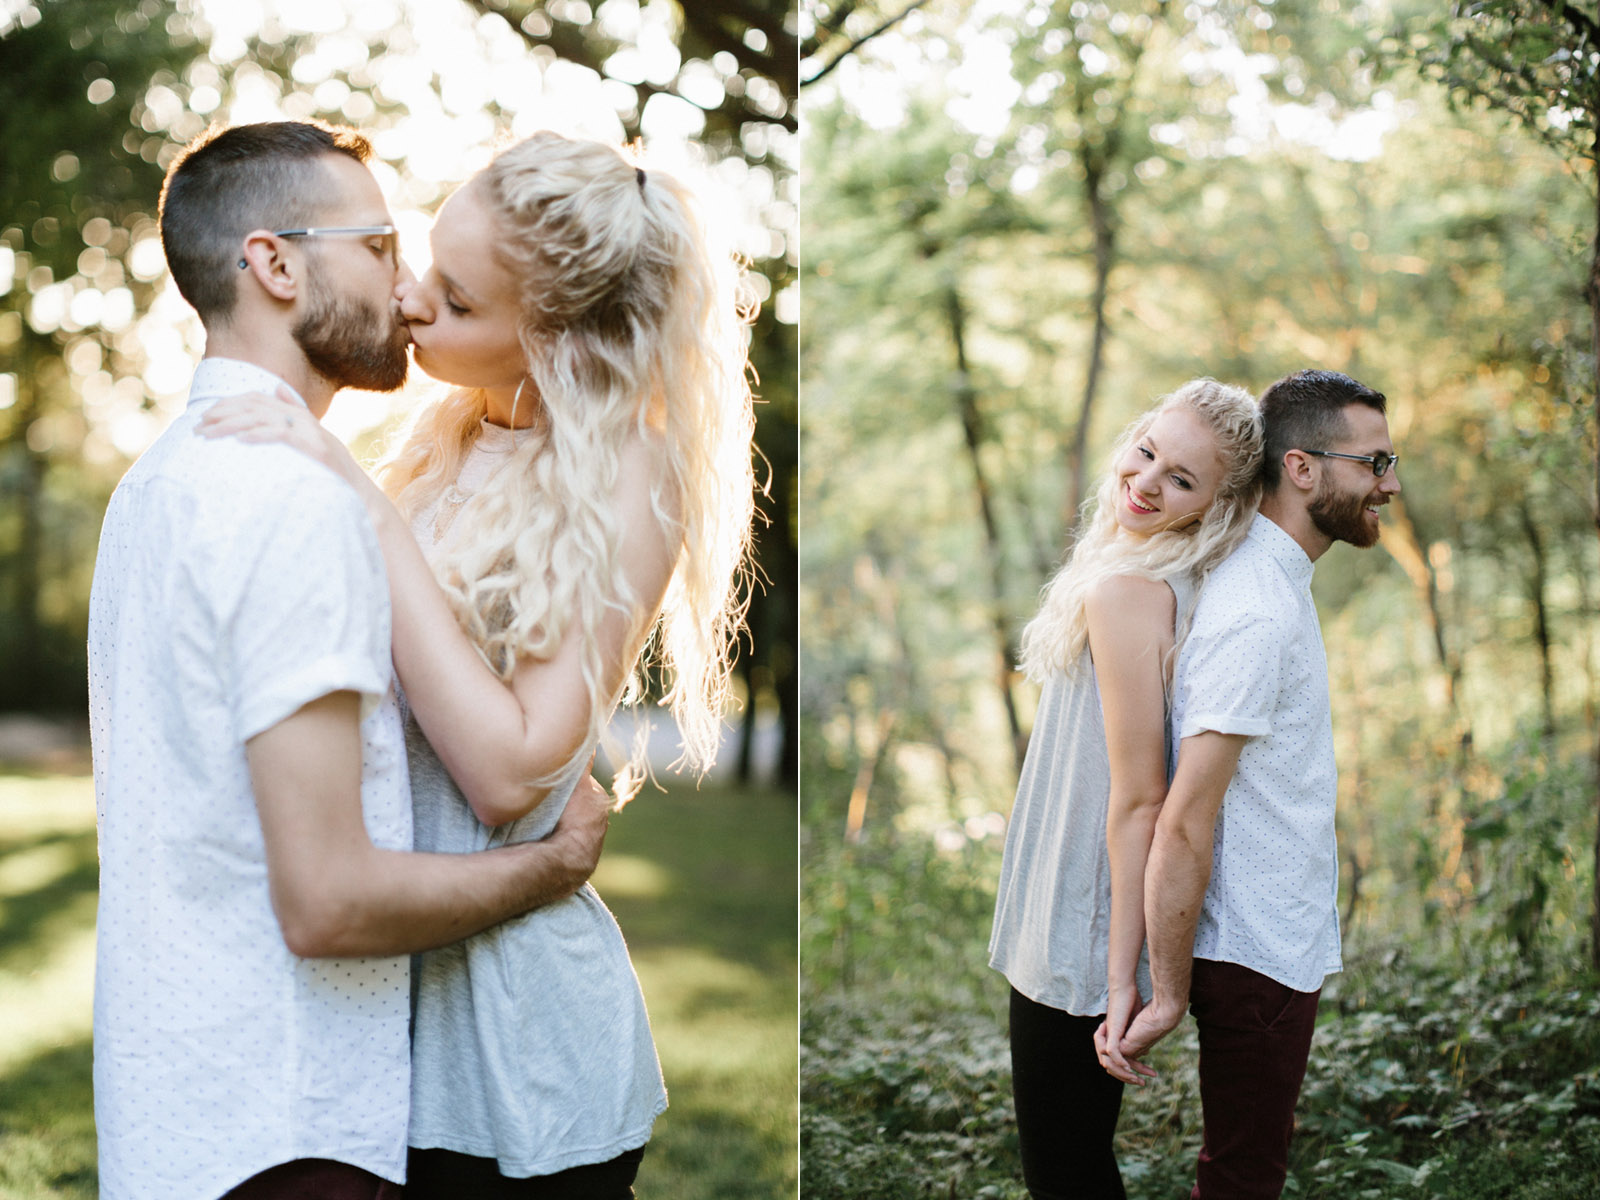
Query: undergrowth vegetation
801,740,1600,1199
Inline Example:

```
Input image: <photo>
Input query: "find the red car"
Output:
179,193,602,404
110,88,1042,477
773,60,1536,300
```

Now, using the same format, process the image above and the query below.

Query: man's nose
397,280,428,322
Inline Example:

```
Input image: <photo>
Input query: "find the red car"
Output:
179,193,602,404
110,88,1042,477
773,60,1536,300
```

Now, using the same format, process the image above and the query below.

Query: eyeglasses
1302,449,1399,477
273,225,398,267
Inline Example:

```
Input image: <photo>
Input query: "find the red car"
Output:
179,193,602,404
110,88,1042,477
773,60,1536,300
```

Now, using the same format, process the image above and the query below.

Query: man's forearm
283,835,590,958
251,694,613,961
1142,821,1212,1011
1116,731,1246,1058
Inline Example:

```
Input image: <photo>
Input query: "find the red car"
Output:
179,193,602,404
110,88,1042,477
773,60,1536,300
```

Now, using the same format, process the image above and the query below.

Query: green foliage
801,734,1600,1197
1304,954,1600,1179
1456,734,1591,964
801,1006,1020,1200
0,2,797,747
0,0,197,711
802,826,1007,1006
1403,0,1600,164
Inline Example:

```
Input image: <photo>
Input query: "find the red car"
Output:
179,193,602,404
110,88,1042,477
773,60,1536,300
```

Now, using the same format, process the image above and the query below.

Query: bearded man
1100,369,1401,1200
87,121,610,1200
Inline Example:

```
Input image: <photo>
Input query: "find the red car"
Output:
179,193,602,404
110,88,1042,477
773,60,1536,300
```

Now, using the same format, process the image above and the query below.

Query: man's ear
237,231,299,302
1280,448,1318,493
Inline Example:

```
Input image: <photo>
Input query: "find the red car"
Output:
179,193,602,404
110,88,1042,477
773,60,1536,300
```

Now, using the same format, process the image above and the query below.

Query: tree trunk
844,707,896,844
867,550,965,809
1063,159,1114,537
1379,497,1463,717
3,349,46,709
945,283,1025,777
1517,497,1557,740
1586,170,1600,971
766,449,799,785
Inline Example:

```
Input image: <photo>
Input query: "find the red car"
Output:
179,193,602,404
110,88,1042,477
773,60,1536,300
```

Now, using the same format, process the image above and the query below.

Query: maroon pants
1188,959,1321,1200
220,1158,402,1200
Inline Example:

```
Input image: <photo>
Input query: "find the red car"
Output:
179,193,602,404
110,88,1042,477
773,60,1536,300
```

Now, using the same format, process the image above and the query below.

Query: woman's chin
407,349,464,388
1112,510,1154,538
409,349,518,393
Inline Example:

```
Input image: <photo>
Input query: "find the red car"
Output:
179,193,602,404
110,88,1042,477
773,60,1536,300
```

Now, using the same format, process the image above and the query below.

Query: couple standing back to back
89,118,756,1199
991,370,1402,1199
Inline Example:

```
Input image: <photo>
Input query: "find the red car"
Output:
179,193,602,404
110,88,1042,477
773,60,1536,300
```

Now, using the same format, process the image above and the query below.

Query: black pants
220,1159,401,1200
405,1145,646,1200
1009,987,1127,1200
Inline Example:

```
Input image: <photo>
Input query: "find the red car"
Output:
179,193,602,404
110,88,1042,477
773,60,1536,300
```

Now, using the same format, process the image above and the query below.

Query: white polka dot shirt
1170,513,1342,993
87,358,412,1199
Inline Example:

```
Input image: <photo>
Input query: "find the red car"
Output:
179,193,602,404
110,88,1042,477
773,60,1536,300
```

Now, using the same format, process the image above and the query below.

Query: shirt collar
1247,512,1315,590
187,357,309,411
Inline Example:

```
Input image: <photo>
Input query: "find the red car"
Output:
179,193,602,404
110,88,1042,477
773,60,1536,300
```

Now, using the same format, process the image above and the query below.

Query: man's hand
1096,986,1160,1086
544,774,611,892
253,702,618,956
1117,996,1187,1062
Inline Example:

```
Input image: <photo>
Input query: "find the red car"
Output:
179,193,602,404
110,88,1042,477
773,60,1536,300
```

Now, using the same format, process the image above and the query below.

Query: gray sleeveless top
988,573,1195,1015
405,424,665,1176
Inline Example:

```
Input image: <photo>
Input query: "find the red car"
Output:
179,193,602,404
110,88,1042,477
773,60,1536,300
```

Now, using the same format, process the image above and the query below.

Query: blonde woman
204,132,755,1197
988,380,1263,1200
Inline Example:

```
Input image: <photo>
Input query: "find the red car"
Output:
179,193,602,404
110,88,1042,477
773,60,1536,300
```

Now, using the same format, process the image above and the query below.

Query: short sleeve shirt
87,358,412,1199
1170,513,1342,993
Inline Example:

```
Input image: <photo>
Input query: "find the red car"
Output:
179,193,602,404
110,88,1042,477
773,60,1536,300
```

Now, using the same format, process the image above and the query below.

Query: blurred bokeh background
0,1,797,1195
800,1,1600,1196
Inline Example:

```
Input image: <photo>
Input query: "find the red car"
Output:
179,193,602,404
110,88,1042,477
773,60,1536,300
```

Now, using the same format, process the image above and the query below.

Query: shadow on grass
599,782,797,1199
644,1081,796,1200
0,773,796,1199
0,828,99,977
0,1038,97,1199
601,782,795,975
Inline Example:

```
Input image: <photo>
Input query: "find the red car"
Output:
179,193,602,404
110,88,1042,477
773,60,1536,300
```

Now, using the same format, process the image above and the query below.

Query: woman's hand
1096,985,1159,1086
197,385,368,492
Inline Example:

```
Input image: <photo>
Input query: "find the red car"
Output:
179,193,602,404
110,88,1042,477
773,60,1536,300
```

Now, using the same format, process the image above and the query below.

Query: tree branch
802,0,935,88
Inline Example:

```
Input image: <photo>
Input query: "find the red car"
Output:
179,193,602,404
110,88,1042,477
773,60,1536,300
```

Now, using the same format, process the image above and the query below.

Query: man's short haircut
158,121,373,325
1257,369,1388,488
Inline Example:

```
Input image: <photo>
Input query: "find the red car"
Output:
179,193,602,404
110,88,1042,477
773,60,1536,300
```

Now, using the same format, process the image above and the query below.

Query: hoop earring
509,377,526,430
1161,512,1203,533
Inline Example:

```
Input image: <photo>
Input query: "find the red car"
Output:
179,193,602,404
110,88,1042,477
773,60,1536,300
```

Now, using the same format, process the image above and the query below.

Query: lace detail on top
417,418,535,548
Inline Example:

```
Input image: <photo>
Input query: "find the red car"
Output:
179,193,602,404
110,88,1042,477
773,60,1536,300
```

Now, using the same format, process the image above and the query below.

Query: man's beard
1308,475,1380,549
292,278,409,393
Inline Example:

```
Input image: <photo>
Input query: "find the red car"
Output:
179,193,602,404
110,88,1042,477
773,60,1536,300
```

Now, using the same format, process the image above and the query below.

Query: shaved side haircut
1258,369,1387,488
159,121,373,324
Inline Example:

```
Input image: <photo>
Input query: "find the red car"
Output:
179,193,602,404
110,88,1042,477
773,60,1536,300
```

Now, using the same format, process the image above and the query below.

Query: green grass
0,770,796,1200
598,781,798,1198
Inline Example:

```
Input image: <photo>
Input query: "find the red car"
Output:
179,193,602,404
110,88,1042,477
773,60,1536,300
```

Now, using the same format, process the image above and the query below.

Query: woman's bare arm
200,390,680,827
1084,572,1175,1086
380,434,679,826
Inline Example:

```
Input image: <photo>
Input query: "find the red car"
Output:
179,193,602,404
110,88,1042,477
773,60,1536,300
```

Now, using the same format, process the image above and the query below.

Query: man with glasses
88,121,610,1200
1101,369,1400,1199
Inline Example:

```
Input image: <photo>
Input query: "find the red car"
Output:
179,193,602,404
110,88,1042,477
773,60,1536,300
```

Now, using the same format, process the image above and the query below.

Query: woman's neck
483,378,538,429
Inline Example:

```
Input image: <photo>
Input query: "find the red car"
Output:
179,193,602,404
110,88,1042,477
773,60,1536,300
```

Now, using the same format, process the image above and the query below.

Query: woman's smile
1126,484,1158,514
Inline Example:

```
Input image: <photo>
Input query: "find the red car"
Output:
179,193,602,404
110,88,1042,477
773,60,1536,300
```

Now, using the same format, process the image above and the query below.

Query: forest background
801,0,1600,1197
0,0,797,1196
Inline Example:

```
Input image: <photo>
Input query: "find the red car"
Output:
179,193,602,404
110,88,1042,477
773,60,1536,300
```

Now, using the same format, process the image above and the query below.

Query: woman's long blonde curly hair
378,133,756,792
1019,379,1263,682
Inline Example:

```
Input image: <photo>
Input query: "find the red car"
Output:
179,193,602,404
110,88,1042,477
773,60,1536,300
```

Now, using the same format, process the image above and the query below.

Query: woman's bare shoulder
1085,573,1177,619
